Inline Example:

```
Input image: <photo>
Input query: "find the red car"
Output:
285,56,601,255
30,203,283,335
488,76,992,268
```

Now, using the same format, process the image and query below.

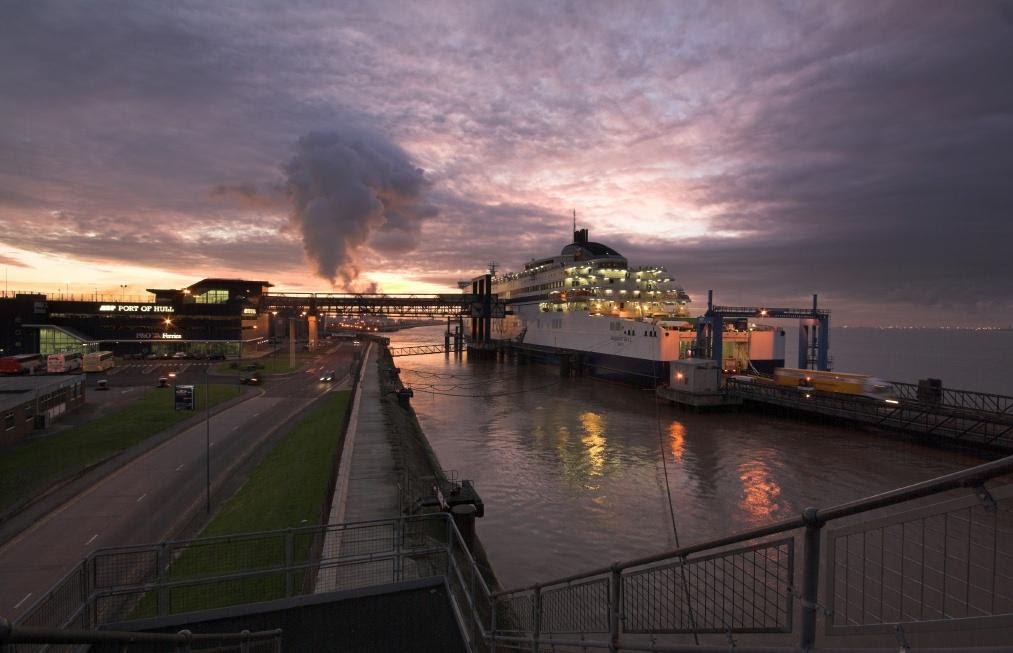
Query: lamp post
119,284,127,301
205,361,211,514
167,371,177,407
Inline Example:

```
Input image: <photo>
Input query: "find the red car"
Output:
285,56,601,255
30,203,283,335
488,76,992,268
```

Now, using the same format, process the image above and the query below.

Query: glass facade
37,326,96,355
194,289,229,304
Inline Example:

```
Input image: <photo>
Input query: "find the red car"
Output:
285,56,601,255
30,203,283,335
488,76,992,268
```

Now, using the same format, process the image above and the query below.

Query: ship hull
492,302,785,383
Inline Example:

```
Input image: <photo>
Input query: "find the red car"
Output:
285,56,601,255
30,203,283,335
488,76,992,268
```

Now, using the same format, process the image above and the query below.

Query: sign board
174,384,195,411
99,304,174,313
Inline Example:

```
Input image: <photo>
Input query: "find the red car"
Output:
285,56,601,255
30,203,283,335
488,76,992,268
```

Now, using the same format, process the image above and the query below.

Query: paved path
316,344,400,592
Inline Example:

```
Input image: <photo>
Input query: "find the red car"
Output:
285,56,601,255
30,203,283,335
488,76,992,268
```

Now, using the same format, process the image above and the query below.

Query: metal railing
891,381,1013,417
13,458,1013,652
726,379,1013,450
12,513,494,652
0,620,282,652
390,344,453,357
489,455,1013,651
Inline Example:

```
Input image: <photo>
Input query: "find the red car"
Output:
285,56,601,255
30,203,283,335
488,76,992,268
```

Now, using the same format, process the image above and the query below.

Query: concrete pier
316,344,400,592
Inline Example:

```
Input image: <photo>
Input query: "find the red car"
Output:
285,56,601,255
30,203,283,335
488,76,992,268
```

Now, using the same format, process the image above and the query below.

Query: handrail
0,618,282,646
494,453,1013,595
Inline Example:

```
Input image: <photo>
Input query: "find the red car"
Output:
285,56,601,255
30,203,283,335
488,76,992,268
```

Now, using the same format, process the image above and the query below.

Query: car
319,370,336,382
96,379,109,391
157,377,169,388
352,340,361,347
240,371,262,385
207,352,226,361
171,352,189,359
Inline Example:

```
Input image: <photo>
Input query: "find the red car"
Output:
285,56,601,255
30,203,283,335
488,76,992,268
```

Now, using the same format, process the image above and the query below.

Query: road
0,344,356,619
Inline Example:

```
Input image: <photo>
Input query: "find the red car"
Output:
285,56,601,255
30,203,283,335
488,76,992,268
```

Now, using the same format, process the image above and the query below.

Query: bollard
451,504,477,551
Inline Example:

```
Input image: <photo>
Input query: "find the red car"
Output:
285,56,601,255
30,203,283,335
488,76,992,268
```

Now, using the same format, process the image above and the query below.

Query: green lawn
0,384,240,515
142,391,351,615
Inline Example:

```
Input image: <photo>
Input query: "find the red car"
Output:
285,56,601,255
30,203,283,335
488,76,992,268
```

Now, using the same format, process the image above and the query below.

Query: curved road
0,344,355,618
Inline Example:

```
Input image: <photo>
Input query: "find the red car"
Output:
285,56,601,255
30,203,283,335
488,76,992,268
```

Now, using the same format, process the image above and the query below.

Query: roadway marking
252,413,259,417
136,493,147,503
14,593,32,609
175,464,184,471
120,388,134,394
85,534,98,546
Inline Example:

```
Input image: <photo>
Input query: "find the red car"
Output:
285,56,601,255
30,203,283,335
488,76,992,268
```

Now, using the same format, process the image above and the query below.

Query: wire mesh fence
623,537,794,634
489,458,1013,651
826,482,1013,636
12,514,464,638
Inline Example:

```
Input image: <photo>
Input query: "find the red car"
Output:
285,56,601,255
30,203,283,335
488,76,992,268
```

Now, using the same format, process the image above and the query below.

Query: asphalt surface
0,344,356,619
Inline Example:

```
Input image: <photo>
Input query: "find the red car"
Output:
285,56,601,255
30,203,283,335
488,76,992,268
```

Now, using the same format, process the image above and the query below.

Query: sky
1,1,1011,326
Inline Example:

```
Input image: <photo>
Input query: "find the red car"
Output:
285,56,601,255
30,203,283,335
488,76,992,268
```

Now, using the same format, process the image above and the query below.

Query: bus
83,350,115,372
46,352,84,374
0,353,46,375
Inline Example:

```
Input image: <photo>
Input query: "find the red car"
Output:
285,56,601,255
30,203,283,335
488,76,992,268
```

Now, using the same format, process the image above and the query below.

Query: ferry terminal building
0,279,291,358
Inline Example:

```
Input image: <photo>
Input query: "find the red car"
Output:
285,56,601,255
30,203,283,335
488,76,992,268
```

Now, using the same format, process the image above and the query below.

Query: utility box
917,378,943,403
669,358,721,394
174,384,195,411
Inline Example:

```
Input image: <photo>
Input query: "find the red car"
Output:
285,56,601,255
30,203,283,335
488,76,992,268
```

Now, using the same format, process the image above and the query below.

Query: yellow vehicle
774,368,897,401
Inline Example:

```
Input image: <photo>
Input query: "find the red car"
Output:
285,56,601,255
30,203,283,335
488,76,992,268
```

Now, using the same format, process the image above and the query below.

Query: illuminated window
194,289,229,304
38,327,88,355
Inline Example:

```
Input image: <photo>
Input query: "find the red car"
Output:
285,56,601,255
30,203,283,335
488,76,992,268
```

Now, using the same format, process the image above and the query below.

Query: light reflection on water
389,326,985,589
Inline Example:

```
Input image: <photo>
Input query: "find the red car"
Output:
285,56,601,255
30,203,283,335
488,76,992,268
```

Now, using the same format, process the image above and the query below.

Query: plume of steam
283,131,437,288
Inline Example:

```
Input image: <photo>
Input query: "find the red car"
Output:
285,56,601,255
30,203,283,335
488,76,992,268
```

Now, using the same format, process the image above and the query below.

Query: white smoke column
284,131,437,288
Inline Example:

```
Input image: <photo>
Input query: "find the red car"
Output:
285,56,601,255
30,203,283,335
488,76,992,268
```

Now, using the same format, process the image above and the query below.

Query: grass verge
141,390,351,615
211,352,320,375
0,384,240,515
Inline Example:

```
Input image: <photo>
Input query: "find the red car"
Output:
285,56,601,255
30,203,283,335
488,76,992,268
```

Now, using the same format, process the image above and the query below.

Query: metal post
800,507,823,651
394,518,403,582
205,366,211,515
490,593,498,653
711,314,723,366
156,543,169,616
609,566,621,652
284,532,294,596
531,586,541,653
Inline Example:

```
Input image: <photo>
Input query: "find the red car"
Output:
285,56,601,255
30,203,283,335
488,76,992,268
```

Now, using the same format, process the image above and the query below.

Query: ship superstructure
488,228,785,383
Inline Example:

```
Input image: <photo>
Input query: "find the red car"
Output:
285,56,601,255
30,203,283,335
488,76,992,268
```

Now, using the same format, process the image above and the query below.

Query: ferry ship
488,228,785,383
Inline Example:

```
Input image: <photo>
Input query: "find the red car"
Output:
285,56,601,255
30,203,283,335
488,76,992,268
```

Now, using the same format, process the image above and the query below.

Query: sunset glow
1,2,1011,325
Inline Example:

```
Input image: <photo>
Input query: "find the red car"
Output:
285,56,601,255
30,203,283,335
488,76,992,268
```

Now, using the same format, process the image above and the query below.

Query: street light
167,371,177,407
205,360,211,514
119,284,127,301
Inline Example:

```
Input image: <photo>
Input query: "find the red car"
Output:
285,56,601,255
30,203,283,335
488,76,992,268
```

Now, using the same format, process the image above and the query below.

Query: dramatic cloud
0,1,1010,323
283,131,437,288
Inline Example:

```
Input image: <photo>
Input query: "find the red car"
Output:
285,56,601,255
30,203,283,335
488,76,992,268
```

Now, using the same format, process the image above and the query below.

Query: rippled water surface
388,326,992,589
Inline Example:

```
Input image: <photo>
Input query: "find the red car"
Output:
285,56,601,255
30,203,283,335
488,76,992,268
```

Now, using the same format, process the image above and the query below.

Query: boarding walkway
316,343,400,592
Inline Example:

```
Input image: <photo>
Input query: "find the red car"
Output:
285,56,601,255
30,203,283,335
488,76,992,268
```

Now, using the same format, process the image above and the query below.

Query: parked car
157,377,169,388
207,353,226,360
171,352,189,359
